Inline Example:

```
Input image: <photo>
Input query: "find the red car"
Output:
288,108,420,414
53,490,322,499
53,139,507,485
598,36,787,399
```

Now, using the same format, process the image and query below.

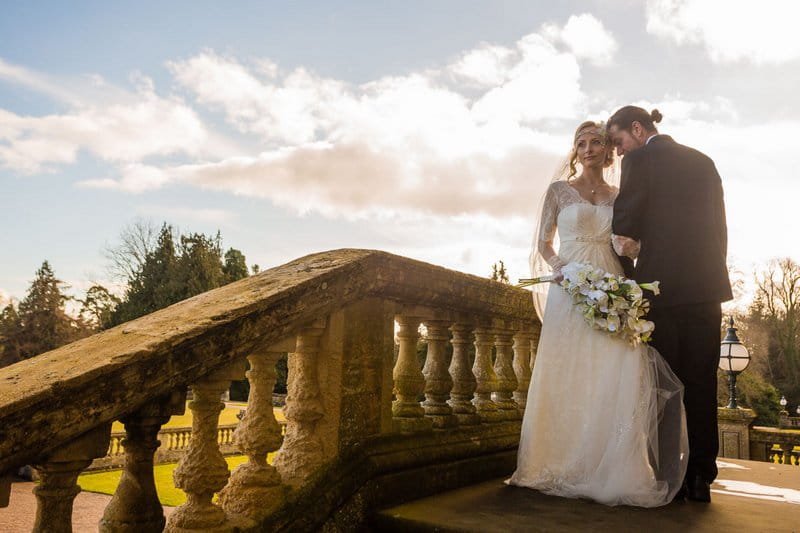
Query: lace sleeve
538,182,560,246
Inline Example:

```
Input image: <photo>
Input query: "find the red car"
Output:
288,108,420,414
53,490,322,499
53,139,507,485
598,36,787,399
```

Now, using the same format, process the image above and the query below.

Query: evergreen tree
0,261,88,365
223,248,249,282
78,285,120,331
0,303,22,367
109,224,251,327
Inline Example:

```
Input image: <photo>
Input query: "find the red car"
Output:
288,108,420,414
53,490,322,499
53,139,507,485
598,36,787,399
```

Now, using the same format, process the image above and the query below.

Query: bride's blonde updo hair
566,120,614,179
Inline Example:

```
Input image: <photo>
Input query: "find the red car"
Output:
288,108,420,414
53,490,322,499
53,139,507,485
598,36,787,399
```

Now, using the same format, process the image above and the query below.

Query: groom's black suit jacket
612,135,733,309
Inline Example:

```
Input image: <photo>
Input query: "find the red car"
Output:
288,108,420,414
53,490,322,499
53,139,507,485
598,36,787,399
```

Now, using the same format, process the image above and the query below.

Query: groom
607,106,732,503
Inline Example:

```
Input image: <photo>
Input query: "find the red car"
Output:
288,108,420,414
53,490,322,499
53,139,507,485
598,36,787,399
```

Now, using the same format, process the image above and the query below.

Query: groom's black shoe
686,475,711,502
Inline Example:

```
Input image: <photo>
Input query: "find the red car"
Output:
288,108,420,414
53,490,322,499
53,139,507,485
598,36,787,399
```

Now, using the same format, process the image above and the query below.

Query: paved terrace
375,459,800,533
2,459,797,532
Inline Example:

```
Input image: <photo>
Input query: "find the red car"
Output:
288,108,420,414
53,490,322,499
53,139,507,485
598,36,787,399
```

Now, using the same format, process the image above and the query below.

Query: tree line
0,221,253,366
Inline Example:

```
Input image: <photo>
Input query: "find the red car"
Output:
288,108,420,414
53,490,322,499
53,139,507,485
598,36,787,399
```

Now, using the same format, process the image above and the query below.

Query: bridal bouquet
519,262,660,346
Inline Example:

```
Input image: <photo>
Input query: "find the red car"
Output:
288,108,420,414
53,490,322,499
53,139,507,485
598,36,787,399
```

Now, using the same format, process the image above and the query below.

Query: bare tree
752,257,800,392
103,218,161,282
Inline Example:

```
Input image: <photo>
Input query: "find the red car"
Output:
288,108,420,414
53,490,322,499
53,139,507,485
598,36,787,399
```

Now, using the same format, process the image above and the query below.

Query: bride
507,120,688,507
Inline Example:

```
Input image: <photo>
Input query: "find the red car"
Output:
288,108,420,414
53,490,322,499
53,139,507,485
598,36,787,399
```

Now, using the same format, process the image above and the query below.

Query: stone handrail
0,249,539,532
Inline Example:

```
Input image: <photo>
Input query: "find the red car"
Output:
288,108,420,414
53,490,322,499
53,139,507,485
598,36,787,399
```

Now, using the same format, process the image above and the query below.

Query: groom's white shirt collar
645,134,658,145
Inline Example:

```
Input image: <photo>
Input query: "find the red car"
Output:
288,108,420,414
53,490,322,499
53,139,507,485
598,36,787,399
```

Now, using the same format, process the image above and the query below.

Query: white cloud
543,14,618,66
0,59,241,174
99,21,611,214
79,163,172,193
646,0,800,64
448,43,516,87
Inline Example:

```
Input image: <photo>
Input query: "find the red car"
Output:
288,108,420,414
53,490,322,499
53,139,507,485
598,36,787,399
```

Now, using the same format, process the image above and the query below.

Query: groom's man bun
650,109,663,123
608,105,661,133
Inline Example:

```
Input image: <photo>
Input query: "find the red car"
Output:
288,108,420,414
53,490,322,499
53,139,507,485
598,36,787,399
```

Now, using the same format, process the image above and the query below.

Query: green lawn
110,402,260,432
78,454,282,507
86,402,285,506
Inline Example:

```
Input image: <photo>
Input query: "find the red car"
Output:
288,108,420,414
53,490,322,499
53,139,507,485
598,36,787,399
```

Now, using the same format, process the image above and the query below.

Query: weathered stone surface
99,392,185,533
32,424,111,533
219,350,286,523
0,249,535,473
274,321,328,486
166,370,240,533
255,421,522,533
491,328,519,421
718,407,756,460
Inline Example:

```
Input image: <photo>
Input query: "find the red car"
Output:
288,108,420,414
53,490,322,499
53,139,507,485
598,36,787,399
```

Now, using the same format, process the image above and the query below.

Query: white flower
639,281,661,295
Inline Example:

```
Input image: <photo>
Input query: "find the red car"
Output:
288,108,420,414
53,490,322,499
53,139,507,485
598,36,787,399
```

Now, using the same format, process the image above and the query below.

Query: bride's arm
536,184,566,274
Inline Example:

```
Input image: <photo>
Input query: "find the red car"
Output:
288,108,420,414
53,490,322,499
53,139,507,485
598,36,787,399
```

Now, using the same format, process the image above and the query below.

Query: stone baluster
392,315,432,432
447,323,480,426
512,329,534,412
220,349,286,522
166,362,244,533
32,424,111,533
100,391,186,533
492,328,519,420
274,321,327,486
472,327,502,422
421,320,457,429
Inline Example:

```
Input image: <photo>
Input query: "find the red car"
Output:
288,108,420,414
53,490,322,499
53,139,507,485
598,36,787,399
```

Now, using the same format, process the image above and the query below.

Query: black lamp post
719,317,750,409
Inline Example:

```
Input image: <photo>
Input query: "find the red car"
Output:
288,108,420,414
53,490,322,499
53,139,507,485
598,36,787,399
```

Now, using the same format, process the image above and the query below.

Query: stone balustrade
717,407,800,467
89,423,253,471
0,249,540,532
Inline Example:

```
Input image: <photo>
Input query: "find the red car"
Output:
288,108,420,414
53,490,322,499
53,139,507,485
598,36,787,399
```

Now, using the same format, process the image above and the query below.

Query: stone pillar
392,315,432,432
717,407,756,459
100,391,186,533
421,320,457,429
492,328,519,420
447,323,480,426
274,321,327,486
166,363,243,533
472,327,502,423
219,349,286,522
512,330,533,412
32,424,111,533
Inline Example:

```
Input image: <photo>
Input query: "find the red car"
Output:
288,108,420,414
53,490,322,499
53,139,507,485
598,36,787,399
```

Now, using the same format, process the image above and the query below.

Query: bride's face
575,133,607,169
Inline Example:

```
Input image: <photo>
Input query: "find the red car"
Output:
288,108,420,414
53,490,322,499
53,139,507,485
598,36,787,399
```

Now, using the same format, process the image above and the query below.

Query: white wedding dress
508,181,688,507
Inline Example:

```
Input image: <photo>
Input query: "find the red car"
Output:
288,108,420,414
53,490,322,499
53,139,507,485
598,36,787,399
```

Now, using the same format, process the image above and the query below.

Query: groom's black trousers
649,302,722,484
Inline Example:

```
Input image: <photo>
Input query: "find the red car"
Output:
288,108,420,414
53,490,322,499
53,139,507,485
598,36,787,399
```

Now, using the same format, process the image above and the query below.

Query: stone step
374,459,800,532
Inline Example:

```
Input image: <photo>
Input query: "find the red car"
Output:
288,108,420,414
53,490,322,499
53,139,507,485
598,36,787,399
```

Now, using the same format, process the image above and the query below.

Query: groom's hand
612,234,641,258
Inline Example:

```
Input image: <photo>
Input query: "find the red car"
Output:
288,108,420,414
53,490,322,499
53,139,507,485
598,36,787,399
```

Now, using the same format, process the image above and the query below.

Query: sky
2,0,799,309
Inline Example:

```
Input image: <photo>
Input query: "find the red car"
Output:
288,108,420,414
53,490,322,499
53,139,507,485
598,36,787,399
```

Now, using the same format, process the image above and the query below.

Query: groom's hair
607,106,662,133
